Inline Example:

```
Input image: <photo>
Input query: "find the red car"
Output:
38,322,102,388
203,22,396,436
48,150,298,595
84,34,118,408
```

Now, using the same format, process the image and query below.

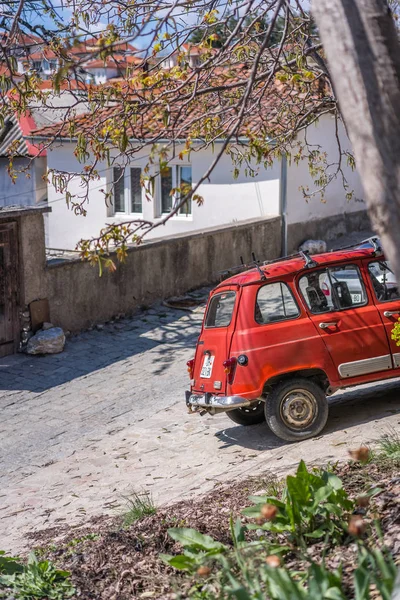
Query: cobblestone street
1,289,400,554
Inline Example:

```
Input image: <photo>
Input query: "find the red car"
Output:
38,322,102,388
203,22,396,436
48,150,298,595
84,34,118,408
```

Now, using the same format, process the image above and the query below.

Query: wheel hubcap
280,389,317,429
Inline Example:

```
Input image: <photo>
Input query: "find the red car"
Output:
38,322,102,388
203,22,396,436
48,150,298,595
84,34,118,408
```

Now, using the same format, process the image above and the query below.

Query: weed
244,460,353,546
256,475,284,499
0,552,74,599
67,533,99,548
377,428,400,458
162,456,397,600
120,491,156,528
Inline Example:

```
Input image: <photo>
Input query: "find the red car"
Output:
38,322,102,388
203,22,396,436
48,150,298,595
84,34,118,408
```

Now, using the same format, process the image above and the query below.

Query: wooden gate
0,222,19,357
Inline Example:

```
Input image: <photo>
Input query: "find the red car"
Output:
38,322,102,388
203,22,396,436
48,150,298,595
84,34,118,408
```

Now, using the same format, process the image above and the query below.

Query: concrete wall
45,143,281,249
19,210,48,306
46,216,281,332
286,209,371,254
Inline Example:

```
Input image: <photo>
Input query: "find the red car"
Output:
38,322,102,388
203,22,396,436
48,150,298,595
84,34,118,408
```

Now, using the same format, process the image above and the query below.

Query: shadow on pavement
0,304,204,394
215,378,400,451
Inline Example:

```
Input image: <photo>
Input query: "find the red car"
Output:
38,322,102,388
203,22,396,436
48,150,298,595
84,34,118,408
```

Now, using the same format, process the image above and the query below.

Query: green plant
353,546,397,600
120,491,156,528
377,429,400,459
67,533,99,548
0,552,74,599
161,527,227,571
161,460,398,600
243,460,353,546
0,551,23,575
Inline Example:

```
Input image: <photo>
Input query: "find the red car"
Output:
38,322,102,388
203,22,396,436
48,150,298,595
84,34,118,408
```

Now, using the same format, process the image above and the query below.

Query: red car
185,238,400,441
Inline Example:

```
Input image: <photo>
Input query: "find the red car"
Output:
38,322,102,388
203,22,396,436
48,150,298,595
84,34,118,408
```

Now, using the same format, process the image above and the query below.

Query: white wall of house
84,67,119,84
44,112,365,250
45,143,281,249
286,114,365,225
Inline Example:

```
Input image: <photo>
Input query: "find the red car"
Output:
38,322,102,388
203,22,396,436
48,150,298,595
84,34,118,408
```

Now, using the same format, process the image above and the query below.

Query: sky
10,0,311,51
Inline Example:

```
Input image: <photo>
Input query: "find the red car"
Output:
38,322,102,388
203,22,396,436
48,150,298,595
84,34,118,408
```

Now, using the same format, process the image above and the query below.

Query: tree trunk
312,0,400,282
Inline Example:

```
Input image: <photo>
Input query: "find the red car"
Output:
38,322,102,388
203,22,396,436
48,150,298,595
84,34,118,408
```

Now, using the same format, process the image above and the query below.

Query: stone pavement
1,286,400,554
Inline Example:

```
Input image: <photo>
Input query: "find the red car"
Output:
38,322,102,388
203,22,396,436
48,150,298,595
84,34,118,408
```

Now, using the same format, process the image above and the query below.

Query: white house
34,112,366,252
160,44,203,69
0,91,88,216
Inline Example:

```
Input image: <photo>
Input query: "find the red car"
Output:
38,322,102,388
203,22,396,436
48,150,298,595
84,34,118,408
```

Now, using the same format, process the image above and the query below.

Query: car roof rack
263,250,318,269
330,235,382,254
220,249,319,281
219,252,267,281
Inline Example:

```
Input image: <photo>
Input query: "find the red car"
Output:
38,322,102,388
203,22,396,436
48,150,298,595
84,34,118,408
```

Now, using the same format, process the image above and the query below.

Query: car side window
255,282,299,324
299,265,367,314
368,261,400,302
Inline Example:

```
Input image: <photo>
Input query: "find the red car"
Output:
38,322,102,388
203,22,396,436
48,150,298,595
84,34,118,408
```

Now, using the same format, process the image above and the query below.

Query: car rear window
205,291,236,328
299,265,367,314
255,282,299,324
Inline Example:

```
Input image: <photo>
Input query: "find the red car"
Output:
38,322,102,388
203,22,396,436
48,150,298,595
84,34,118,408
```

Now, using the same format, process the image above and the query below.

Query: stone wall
286,209,371,254
46,216,282,332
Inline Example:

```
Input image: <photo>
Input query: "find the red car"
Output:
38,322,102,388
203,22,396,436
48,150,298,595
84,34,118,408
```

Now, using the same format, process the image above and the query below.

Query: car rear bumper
185,391,251,414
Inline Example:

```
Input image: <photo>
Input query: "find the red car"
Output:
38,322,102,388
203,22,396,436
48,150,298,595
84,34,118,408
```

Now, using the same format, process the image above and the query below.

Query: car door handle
384,310,400,317
319,321,339,329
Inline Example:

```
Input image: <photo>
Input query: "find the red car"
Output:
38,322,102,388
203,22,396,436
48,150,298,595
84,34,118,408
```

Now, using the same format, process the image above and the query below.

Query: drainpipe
279,154,288,256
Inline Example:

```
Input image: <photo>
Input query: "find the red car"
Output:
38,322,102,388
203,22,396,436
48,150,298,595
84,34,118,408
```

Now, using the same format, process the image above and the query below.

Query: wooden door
0,222,19,357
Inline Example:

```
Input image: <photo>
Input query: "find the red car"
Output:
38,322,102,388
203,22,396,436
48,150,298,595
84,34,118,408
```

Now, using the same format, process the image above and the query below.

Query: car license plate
351,293,361,303
200,355,214,378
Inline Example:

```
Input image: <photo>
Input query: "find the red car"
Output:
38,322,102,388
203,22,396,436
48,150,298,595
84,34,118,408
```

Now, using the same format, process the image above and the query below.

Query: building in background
32,112,366,252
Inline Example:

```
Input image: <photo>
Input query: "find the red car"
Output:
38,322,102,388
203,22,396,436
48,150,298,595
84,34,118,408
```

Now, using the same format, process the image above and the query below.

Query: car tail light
223,357,237,384
187,359,195,377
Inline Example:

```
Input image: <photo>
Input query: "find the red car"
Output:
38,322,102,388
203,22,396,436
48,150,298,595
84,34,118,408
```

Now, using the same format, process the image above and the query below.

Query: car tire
226,400,265,426
265,379,328,442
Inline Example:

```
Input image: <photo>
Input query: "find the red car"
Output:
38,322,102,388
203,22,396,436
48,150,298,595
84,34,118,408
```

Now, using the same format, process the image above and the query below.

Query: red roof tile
31,76,332,142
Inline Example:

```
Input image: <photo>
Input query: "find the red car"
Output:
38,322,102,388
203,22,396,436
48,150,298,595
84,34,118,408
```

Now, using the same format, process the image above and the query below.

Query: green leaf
322,473,343,490
324,588,346,600
0,551,23,575
159,553,195,570
231,517,245,545
304,529,326,539
167,528,225,552
247,495,285,508
354,565,370,600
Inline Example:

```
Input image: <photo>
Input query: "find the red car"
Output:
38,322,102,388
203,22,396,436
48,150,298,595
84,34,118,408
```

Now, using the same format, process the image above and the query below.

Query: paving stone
1,286,400,553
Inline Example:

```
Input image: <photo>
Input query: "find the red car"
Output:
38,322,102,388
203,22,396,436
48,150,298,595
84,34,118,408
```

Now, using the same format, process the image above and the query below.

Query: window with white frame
161,165,192,215
112,166,143,214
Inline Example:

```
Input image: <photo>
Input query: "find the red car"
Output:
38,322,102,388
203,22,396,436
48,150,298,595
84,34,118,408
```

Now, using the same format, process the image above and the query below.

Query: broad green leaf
323,473,343,490
247,495,285,508
159,553,196,570
167,528,225,551
313,485,334,504
304,529,326,539
0,551,23,575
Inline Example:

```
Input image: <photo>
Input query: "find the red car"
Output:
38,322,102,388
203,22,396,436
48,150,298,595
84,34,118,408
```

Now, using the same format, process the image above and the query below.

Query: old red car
185,238,400,441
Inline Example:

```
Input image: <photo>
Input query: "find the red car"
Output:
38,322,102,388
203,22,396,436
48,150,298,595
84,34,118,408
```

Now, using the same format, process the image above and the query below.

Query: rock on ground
299,239,327,254
26,327,66,355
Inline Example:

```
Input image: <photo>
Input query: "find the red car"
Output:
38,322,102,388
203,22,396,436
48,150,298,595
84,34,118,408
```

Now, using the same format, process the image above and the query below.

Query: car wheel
226,400,265,426
265,379,328,442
